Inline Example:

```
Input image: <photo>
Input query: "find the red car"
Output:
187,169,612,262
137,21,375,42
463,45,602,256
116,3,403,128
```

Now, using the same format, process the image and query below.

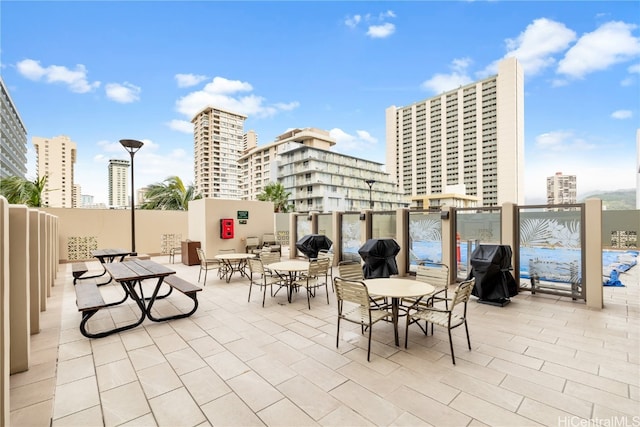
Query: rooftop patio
9,248,639,427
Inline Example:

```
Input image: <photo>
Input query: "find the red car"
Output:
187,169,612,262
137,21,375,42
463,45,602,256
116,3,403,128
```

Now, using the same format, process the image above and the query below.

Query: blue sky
2,1,639,205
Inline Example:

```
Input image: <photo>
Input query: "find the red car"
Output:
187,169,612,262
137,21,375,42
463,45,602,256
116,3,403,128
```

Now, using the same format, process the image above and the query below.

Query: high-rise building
240,127,405,212
1,76,28,179
32,135,77,208
547,171,577,205
243,130,258,152
73,184,82,208
386,57,524,206
191,106,247,199
108,159,129,208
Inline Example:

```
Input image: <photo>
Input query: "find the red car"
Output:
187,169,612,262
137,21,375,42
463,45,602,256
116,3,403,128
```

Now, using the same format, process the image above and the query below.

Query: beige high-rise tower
547,172,577,205
191,106,247,199
108,159,130,208
32,135,77,208
386,57,524,206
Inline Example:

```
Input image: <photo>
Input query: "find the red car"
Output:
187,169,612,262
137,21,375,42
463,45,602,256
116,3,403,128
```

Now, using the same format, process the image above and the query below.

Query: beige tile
180,366,232,406
120,412,158,426
128,344,166,370
10,399,53,427
516,398,583,426
329,380,404,426
344,347,401,375
96,358,137,392
260,341,307,366
153,332,189,354
385,366,458,405
564,380,639,417
121,329,154,351
149,387,206,427
92,339,128,366
487,358,565,391
101,381,150,426
200,393,265,426
187,335,225,358
391,412,433,426
247,355,298,386
58,339,92,362
256,397,319,426
290,356,348,392
56,354,96,386
51,405,103,426
10,360,57,389
227,371,284,412
204,350,250,380
225,337,267,361
300,343,351,371
206,325,243,344
318,405,377,427
440,370,523,412
165,346,207,375
53,376,100,420
278,374,341,419
541,361,629,396
171,318,208,341
137,362,183,398
449,391,542,426
273,330,316,349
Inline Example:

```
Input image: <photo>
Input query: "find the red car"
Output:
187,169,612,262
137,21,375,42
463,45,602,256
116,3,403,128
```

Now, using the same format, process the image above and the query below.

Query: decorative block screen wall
160,233,182,254
67,236,98,261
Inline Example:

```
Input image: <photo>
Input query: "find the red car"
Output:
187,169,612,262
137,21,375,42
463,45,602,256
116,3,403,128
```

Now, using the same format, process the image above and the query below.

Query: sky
2,1,639,206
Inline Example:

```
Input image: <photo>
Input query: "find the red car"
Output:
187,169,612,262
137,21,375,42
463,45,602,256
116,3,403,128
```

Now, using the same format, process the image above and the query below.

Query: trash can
468,244,517,306
358,238,400,279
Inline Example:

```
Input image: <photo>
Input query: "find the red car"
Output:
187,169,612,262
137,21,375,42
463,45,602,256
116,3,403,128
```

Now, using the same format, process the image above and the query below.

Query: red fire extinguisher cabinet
220,218,234,239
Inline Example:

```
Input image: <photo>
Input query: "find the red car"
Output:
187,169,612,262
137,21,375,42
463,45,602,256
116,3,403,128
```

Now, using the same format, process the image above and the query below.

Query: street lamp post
120,139,144,256
365,179,376,209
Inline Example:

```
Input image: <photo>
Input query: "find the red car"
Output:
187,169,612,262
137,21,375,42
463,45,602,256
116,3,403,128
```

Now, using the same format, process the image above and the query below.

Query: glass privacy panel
456,209,501,279
341,213,362,262
317,214,334,250
296,216,312,240
519,208,583,297
372,212,396,239
408,211,442,272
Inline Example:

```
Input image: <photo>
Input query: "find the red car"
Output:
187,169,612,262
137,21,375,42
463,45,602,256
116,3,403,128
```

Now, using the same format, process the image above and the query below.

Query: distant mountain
578,189,636,210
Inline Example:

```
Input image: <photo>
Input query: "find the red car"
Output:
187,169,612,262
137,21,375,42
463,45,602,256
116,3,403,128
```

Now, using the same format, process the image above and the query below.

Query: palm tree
139,176,201,210
257,182,292,213
0,175,49,207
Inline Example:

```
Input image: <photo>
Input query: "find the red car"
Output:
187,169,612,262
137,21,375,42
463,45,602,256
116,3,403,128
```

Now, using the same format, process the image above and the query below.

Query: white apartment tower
547,171,577,205
1,76,28,179
108,159,129,208
32,135,77,208
386,57,524,206
240,128,404,212
191,106,247,199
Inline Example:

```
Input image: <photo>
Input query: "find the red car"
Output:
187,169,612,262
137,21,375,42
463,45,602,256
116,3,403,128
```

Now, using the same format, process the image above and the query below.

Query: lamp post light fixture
365,179,376,209
120,139,144,256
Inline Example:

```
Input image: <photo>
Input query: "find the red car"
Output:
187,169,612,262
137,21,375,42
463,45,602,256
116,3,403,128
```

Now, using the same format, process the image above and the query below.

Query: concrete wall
0,198,9,426
9,205,30,374
187,199,275,256
42,208,189,261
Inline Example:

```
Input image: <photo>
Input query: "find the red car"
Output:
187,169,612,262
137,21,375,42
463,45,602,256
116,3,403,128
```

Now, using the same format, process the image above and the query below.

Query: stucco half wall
188,199,275,256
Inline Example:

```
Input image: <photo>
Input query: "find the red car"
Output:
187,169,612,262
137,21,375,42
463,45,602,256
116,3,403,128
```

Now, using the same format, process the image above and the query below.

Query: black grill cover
468,244,518,301
296,234,333,259
358,238,400,279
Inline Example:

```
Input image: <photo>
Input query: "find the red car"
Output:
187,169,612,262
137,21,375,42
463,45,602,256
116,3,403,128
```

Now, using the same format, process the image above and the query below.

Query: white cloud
345,14,361,28
535,130,595,152
367,23,395,39
175,73,208,88
629,63,640,73
15,58,100,93
558,21,640,79
611,110,633,119
105,82,141,103
421,58,473,94
329,128,378,153
175,76,299,119
167,119,194,133
480,18,576,78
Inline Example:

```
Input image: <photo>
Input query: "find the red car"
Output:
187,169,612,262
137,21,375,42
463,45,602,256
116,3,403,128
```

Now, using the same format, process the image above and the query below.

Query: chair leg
464,320,471,350
325,283,329,304
203,268,208,286
336,317,341,349
306,286,311,310
448,328,456,365
198,268,202,283
248,279,253,302
262,282,267,307
367,323,373,362
404,315,411,349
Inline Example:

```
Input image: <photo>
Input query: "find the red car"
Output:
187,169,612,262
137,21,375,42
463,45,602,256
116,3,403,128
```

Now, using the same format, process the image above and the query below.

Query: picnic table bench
74,259,202,338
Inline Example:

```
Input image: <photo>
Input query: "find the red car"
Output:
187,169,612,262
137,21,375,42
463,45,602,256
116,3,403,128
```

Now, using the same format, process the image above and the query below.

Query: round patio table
268,260,310,303
215,253,256,283
363,278,435,347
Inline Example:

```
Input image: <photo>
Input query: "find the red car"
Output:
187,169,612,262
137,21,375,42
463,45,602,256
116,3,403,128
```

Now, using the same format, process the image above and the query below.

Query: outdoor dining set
71,234,475,364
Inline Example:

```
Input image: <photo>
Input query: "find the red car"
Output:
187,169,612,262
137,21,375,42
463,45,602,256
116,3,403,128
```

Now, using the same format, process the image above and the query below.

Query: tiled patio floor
9,251,640,427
